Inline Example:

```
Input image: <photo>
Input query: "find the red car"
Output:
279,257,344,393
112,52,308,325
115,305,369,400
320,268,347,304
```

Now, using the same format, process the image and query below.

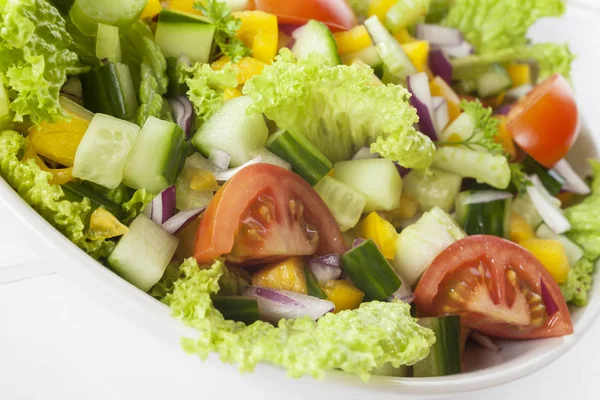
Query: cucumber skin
212,296,260,325
304,267,328,299
62,181,123,219
81,63,137,120
523,156,565,196
291,20,342,66
413,316,462,377
341,239,401,301
455,192,512,238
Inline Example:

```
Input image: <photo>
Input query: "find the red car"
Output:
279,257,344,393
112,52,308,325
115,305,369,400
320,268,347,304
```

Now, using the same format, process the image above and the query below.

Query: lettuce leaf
0,130,113,259
165,258,435,381
0,0,86,125
443,0,565,54
560,257,595,307
121,188,155,222
243,51,435,169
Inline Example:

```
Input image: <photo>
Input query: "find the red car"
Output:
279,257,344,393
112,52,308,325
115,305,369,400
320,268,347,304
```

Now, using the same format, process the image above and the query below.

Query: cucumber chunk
155,10,216,63
413,316,462,377
123,117,187,193
59,96,94,121
511,194,543,228
304,267,328,299
334,158,403,213
523,156,565,196
192,96,268,167
440,112,475,142
175,154,215,211
212,296,260,325
70,0,147,36
81,63,138,120
72,114,140,189
267,129,332,186
342,239,401,301
403,168,462,213
455,191,512,238
477,64,512,98
392,207,466,286
340,45,382,68
96,23,121,63
292,20,341,66
314,176,368,232
108,214,179,292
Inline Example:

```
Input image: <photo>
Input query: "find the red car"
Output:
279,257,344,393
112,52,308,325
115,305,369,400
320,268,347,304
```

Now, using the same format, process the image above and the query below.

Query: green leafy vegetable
121,188,155,221
194,0,250,63
0,0,87,125
442,0,565,54
560,257,595,307
136,62,168,126
244,50,435,169
178,62,238,125
165,258,435,381
0,130,113,259
509,163,531,195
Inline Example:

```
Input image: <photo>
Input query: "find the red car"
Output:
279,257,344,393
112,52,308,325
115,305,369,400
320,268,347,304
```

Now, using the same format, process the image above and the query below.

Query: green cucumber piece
341,239,401,301
334,158,403,213
372,363,410,377
70,0,147,36
476,64,512,98
440,112,475,142
385,0,430,33
266,129,332,186
511,194,543,228
166,56,189,97
192,96,268,167
291,20,341,66
155,10,216,63
523,156,565,196
123,117,187,193
59,96,94,121
0,84,13,127
81,63,138,120
304,267,328,299
314,176,368,232
108,214,179,292
175,154,215,211
413,316,462,377
403,168,462,213
455,191,512,238
62,181,123,219
536,224,584,266
96,23,121,63
340,45,382,68
72,113,140,189
433,146,511,190
212,296,260,325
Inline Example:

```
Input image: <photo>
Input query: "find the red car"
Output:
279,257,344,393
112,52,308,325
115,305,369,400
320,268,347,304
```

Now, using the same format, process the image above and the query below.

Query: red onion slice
527,175,571,234
471,331,501,353
439,41,474,58
494,104,513,116
209,149,232,170
553,159,591,195
428,48,453,85
149,186,177,225
352,238,366,248
432,96,449,132
212,156,263,181
407,73,438,140
243,286,334,323
388,275,414,303
170,96,194,138
461,191,513,205
308,254,342,285
540,278,559,316
416,24,463,47
162,207,205,235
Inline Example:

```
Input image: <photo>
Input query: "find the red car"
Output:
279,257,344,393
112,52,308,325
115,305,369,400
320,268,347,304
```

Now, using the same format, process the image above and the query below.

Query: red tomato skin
247,0,357,32
507,74,579,168
414,235,573,339
194,163,347,265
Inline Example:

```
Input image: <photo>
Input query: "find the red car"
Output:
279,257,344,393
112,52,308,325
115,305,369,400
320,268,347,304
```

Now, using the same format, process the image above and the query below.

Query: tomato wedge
194,163,347,265
507,74,579,168
414,235,573,339
247,0,357,32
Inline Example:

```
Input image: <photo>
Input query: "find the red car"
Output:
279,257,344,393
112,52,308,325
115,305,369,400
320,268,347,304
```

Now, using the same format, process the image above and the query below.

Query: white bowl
1,4,599,399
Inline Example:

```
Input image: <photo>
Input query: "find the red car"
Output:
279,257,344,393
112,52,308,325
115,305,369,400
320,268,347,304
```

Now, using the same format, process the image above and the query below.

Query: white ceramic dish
1,4,600,399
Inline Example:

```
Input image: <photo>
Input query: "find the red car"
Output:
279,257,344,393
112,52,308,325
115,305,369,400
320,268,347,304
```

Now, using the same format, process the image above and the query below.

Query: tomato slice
413,235,573,339
247,0,357,32
507,74,579,168
194,163,347,265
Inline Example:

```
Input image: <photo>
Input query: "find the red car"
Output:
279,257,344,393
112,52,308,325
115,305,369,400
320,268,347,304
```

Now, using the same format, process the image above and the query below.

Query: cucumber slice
392,207,466,286
70,0,147,36
455,191,512,238
155,10,216,63
108,214,179,292
96,24,121,63
59,96,94,121
440,112,475,142
266,129,332,186
403,168,462,213
123,117,187,193
212,296,260,325
0,84,13,127
477,64,513,98
314,176,368,232
334,158,403,213
364,16,417,84
433,146,511,190
413,316,461,377
192,96,268,167
341,239,401,301
304,267,328,299
72,114,140,189
175,154,215,211
81,63,138,120
340,45,382,68
536,224,584,266
291,20,341,65
511,194,543,229
523,156,565,196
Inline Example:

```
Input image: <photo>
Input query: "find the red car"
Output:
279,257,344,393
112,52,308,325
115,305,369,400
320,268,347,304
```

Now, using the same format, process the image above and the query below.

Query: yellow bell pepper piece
140,0,163,19
355,212,397,259
401,41,430,72
323,280,365,312
333,25,372,54
190,170,218,191
507,63,531,88
494,116,516,159
88,207,129,240
223,87,243,100
251,257,308,294
212,55,266,86
234,11,278,63
394,29,417,44
22,144,74,185
521,238,570,284
170,0,199,15
369,0,399,20
509,213,535,244
430,76,462,123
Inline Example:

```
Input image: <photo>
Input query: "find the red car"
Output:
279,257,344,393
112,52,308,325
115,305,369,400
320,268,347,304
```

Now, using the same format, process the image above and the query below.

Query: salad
0,0,596,382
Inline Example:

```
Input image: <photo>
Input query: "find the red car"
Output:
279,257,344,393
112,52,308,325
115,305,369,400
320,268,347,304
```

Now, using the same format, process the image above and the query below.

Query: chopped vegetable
323,280,365,312
510,213,536,244
560,258,595,307
333,25,372,54
355,212,398,260
251,257,308,295
234,11,278,63
521,238,570,284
